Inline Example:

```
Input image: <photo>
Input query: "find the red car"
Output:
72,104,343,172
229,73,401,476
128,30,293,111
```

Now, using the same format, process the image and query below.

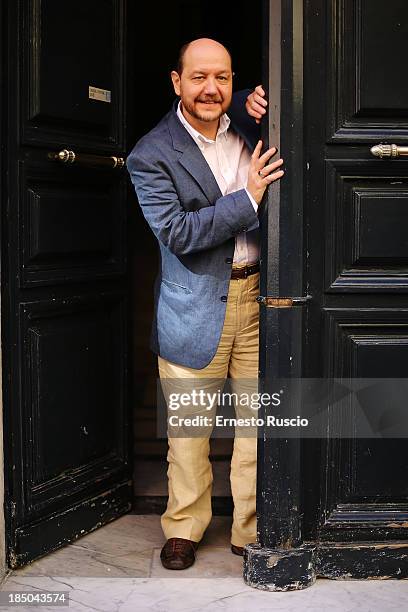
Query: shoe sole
160,558,195,570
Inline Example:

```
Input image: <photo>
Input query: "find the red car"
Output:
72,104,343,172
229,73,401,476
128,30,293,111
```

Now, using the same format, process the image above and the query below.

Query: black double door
2,0,408,583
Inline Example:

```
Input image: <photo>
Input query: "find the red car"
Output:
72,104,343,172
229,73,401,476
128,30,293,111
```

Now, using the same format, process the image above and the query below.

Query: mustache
196,97,223,103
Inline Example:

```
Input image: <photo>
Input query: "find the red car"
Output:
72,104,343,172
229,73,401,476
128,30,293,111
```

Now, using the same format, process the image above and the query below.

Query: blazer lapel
167,106,222,205
178,145,223,205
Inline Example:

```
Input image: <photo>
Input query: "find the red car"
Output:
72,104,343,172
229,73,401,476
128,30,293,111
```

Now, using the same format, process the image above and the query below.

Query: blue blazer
126,91,261,369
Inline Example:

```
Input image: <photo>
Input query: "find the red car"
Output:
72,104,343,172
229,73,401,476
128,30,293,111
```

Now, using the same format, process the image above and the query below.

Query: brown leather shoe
160,538,198,570
231,544,244,556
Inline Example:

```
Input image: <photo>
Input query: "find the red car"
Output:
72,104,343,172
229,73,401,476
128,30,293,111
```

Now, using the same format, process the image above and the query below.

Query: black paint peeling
244,541,408,591
244,543,316,591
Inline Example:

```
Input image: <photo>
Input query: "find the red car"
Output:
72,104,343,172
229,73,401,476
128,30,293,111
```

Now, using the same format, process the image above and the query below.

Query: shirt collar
176,101,230,145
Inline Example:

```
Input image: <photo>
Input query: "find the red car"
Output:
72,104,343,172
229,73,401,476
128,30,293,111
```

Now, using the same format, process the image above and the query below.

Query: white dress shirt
177,102,260,265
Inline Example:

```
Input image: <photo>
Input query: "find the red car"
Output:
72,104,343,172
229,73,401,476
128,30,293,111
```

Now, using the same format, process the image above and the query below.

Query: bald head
171,37,234,137
176,38,232,75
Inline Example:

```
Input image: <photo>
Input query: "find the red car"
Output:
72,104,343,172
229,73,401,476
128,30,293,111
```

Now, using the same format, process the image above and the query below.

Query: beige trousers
158,271,259,547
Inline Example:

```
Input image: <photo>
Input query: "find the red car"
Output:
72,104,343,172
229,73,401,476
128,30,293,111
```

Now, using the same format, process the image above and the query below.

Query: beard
182,96,226,123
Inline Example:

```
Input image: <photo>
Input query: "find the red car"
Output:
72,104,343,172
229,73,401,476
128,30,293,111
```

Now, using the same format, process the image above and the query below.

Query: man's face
171,42,233,124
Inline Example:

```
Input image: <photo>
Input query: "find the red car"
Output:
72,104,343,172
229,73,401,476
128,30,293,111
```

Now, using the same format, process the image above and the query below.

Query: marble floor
0,514,407,611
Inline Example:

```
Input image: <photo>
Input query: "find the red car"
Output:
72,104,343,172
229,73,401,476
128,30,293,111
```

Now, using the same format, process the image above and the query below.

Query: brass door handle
48,149,125,169
256,295,312,308
370,144,408,159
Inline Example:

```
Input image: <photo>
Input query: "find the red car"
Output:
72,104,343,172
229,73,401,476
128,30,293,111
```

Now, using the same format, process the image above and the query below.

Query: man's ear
171,71,181,96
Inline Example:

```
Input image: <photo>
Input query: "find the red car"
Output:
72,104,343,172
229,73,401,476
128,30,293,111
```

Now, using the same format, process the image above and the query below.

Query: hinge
256,295,312,308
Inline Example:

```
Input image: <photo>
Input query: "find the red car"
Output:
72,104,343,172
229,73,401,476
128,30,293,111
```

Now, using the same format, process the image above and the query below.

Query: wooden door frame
244,0,314,591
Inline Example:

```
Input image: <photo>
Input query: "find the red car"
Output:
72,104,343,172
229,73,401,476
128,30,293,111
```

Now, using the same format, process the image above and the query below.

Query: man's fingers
264,169,284,183
254,93,267,108
251,100,267,115
246,92,267,118
248,108,263,120
255,84,266,98
258,146,278,165
261,159,284,175
251,140,263,159
246,87,267,123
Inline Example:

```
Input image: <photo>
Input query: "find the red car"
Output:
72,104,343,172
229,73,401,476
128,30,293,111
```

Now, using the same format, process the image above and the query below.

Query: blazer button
220,295,228,302
241,226,248,232
225,257,233,264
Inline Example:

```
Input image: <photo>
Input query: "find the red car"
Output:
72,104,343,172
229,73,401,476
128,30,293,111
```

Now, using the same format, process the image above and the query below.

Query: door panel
21,0,125,149
20,161,126,286
3,0,131,567
319,308,408,540
22,294,127,509
328,0,408,141
304,0,408,545
359,1,408,115
325,161,408,291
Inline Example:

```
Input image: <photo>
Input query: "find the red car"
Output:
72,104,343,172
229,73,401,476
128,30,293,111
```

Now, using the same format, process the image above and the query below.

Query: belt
230,262,260,280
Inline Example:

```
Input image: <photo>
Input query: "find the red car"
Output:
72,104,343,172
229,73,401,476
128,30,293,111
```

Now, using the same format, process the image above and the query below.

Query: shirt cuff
245,188,258,212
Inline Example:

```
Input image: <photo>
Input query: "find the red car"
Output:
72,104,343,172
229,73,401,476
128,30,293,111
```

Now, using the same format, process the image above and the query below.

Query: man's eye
193,76,204,81
217,76,228,81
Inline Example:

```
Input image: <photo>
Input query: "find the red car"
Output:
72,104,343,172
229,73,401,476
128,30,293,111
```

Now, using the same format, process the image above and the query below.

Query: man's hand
246,85,267,124
247,140,284,205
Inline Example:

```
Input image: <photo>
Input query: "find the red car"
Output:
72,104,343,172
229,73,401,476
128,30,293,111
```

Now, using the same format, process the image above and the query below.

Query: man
126,38,283,570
